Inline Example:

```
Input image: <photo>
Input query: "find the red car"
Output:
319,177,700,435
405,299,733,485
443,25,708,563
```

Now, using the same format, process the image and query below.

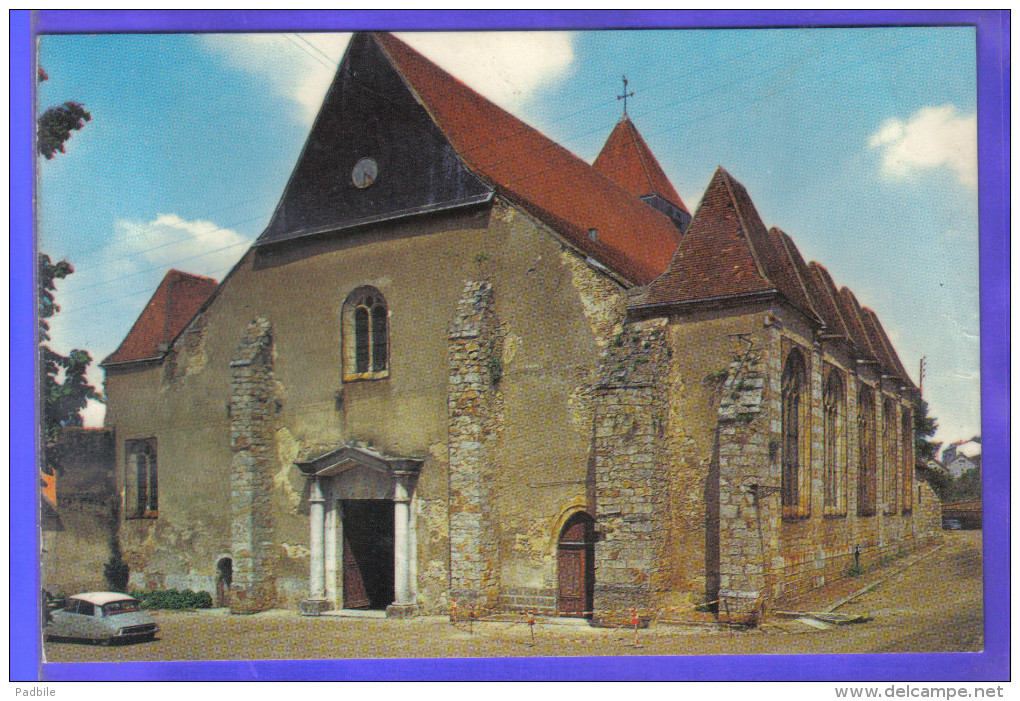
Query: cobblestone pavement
43,532,982,665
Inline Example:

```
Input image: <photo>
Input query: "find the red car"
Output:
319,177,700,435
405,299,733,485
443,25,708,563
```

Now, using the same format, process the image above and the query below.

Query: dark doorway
216,557,232,608
341,499,394,610
557,512,595,617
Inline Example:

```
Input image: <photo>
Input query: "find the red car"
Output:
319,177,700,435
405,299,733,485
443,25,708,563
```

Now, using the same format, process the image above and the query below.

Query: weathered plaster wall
103,198,625,613
40,428,116,595
667,302,942,616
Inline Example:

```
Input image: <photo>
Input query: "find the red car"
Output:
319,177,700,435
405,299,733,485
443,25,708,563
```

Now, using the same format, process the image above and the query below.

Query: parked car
45,592,159,645
943,518,963,530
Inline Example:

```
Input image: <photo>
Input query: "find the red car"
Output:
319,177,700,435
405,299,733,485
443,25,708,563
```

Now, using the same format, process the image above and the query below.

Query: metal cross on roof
617,75,635,116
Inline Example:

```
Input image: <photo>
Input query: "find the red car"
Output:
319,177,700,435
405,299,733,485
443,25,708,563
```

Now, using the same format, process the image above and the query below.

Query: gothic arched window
343,286,389,381
126,438,157,519
781,349,810,518
857,387,877,516
883,399,899,514
823,369,846,516
901,410,914,513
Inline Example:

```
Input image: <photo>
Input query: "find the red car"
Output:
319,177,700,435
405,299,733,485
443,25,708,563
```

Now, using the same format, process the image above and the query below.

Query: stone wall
229,318,278,613
447,281,500,607
41,428,117,595
592,318,671,614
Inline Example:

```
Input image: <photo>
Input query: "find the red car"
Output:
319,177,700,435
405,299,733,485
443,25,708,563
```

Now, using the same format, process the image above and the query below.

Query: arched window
901,410,914,513
823,370,846,516
126,438,157,519
342,287,389,381
781,350,810,518
857,387,877,516
883,399,898,514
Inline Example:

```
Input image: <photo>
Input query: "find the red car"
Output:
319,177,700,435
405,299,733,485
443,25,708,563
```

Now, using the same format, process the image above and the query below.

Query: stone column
387,472,415,617
324,485,338,605
307,478,326,599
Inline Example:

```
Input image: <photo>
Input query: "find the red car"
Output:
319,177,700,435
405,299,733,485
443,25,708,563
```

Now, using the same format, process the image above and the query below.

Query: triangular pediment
295,442,423,478
256,33,493,246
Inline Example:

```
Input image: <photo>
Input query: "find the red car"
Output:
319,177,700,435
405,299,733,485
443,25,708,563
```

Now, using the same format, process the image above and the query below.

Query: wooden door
557,513,594,617
342,535,372,609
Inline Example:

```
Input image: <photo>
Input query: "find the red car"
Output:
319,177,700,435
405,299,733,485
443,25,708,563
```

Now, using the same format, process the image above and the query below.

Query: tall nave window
343,286,389,381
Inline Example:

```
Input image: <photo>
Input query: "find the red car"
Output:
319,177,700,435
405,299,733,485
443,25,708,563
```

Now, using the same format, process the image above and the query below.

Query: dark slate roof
102,270,217,366
370,32,681,285
257,33,493,248
593,117,689,216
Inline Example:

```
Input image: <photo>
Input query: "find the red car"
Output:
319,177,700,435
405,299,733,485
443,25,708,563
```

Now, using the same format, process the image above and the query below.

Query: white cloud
48,213,251,428
201,31,575,124
868,104,977,188
396,32,576,112
200,33,351,124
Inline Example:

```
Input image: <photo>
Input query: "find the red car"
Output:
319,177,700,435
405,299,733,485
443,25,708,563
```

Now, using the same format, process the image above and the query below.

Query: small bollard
527,611,536,647
630,607,642,648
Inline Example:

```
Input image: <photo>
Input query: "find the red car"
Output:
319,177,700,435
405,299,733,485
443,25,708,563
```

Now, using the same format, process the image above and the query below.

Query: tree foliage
37,102,92,160
912,397,941,462
36,65,91,160
39,253,103,472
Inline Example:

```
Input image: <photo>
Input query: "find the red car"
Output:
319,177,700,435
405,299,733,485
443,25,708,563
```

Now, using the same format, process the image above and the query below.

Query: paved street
43,532,982,664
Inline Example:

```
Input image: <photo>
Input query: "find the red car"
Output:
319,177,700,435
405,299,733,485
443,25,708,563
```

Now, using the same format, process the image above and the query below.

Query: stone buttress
228,318,278,613
592,318,671,616
714,337,776,621
447,281,500,608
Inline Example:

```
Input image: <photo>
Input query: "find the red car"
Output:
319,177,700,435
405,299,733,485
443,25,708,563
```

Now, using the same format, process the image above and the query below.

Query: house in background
942,437,981,479
90,32,941,621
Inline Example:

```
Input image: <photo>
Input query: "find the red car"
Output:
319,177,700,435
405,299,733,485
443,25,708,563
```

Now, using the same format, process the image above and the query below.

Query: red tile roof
645,167,913,387
836,286,880,362
647,167,789,306
805,262,852,340
375,32,680,285
102,270,217,366
593,117,689,215
861,307,914,386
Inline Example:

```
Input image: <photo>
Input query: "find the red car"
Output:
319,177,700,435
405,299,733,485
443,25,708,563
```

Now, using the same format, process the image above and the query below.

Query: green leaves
37,101,92,160
39,253,103,472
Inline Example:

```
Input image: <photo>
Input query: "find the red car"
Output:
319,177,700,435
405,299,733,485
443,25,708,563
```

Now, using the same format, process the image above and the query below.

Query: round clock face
352,157,378,189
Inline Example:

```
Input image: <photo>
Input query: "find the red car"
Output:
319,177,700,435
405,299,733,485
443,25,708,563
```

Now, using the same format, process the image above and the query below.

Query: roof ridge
373,31,681,284
720,167,771,287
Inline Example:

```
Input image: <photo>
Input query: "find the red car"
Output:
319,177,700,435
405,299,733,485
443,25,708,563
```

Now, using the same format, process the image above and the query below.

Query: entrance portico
296,443,422,617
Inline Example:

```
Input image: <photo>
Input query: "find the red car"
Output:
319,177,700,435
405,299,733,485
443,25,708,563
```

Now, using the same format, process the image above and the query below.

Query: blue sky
36,27,979,449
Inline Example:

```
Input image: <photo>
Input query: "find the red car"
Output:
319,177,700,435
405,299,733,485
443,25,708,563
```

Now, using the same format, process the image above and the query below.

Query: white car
45,592,159,645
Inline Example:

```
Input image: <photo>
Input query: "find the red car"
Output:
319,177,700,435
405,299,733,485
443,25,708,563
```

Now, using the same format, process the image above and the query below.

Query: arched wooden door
557,512,595,617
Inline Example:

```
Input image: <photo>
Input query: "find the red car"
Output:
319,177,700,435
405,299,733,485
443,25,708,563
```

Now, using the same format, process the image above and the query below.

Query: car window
78,601,96,616
64,599,80,614
102,599,140,615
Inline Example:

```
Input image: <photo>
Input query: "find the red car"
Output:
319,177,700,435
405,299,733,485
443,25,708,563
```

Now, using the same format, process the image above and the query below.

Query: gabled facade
98,32,940,621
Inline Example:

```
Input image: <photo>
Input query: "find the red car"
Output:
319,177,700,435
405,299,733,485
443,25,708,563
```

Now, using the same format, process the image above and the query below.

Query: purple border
14,9,1009,682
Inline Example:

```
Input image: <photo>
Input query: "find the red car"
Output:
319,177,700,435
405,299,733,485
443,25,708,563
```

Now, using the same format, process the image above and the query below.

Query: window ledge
343,370,390,382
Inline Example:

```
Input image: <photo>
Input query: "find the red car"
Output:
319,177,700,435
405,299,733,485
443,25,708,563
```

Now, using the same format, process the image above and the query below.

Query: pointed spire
646,166,774,305
593,117,688,215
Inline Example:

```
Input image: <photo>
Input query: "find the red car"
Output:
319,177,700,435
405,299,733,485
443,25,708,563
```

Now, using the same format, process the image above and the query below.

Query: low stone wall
497,586,557,614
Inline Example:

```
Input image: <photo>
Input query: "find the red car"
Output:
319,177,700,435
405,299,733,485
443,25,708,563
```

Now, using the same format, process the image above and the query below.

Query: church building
98,32,941,620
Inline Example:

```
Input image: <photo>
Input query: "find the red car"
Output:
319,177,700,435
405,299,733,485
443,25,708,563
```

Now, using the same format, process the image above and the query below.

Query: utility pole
919,356,927,394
